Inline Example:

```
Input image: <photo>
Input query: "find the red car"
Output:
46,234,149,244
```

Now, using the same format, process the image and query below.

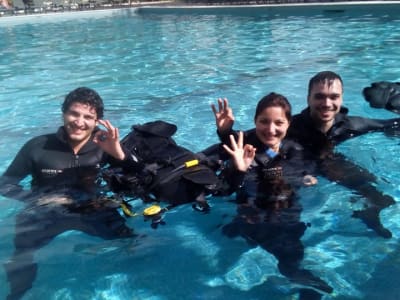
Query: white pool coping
0,1,399,25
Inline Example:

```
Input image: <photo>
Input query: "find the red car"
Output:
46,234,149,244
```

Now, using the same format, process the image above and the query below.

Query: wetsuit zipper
74,154,80,168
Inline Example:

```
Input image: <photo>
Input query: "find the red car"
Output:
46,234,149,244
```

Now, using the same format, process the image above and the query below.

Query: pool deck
138,0,400,14
146,0,400,7
1,0,400,22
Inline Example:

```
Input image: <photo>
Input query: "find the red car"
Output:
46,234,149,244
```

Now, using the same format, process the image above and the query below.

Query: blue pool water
1,5,400,299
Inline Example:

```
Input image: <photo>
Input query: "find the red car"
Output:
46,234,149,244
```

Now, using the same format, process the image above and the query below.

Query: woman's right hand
223,132,256,172
211,98,235,134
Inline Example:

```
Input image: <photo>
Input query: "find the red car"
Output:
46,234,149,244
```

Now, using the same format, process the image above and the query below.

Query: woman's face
254,106,289,152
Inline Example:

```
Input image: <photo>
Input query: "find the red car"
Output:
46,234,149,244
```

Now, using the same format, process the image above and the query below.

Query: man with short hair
287,70,400,239
288,70,400,157
1,87,140,300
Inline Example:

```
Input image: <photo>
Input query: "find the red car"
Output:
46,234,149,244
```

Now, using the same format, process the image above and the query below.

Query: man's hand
93,119,125,160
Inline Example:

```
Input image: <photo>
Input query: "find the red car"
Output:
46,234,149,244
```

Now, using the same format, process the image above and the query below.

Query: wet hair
307,71,343,97
62,87,104,119
254,92,292,123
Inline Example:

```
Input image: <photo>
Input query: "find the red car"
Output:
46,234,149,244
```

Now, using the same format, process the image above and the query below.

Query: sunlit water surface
1,5,400,300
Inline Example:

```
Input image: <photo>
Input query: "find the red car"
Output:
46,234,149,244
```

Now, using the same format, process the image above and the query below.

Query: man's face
63,102,98,146
307,79,343,126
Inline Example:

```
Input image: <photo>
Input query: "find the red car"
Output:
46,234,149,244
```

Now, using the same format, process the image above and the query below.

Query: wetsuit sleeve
3,141,33,179
199,143,231,167
0,175,28,199
106,145,145,173
347,116,400,133
217,128,255,154
217,128,237,146
215,161,246,196
0,142,33,198
328,116,400,143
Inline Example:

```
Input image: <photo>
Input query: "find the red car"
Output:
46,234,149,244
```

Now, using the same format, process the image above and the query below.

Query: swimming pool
1,4,400,299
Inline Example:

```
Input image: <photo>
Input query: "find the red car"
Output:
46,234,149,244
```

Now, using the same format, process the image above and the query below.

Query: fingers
229,134,238,150
222,144,234,155
97,119,118,140
211,98,229,115
98,119,113,130
225,133,254,156
226,133,246,151
223,133,255,172
237,131,243,149
223,134,239,154
220,98,229,114
243,144,256,159
211,103,217,115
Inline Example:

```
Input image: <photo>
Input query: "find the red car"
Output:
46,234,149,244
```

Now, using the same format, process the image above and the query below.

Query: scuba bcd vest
363,81,400,114
104,120,221,206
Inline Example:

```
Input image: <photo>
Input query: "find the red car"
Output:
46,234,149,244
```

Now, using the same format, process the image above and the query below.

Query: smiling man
1,87,141,300
288,71,400,157
2,87,131,189
307,74,343,134
287,71,400,239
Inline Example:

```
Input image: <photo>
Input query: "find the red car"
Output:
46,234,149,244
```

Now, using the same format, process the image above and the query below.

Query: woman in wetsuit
214,93,332,300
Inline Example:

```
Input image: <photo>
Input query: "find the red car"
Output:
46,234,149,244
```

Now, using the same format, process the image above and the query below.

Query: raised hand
223,131,256,172
93,119,125,160
211,98,235,134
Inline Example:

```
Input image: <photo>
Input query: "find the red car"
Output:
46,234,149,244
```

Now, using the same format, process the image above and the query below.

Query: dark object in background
363,81,400,114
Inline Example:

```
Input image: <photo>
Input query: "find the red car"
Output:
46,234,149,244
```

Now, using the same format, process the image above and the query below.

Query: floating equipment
104,120,222,207
363,81,400,114
143,204,162,217
120,200,138,217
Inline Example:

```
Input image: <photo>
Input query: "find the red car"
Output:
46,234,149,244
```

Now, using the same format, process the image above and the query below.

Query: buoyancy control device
104,120,222,207
363,81,400,114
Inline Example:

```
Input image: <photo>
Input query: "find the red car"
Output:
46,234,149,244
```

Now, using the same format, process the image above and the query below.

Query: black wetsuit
287,106,400,158
286,107,400,239
217,131,332,299
0,126,140,300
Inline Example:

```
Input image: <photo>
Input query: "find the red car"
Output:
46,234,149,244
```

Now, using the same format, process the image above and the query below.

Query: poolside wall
2,0,400,20
138,1,400,16
4,0,400,14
